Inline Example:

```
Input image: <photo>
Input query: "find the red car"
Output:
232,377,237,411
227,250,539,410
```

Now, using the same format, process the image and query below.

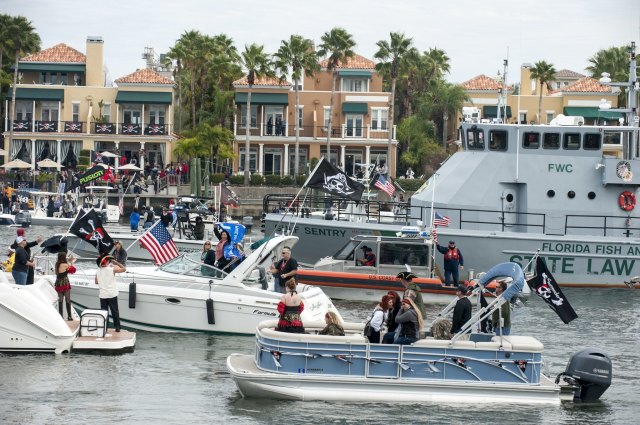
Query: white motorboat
0,273,78,354
0,213,17,226
227,263,612,404
68,235,342,334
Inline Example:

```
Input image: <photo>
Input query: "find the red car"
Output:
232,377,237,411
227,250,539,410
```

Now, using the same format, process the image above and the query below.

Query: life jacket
3,253,15,272
445,248,460,262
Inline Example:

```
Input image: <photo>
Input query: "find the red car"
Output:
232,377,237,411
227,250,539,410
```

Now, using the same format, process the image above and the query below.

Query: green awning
234,93,289,105
483,105,512,118
15,63,86,73
338,70,372,79
7,87,64,101
563,107,623,120
115,91,173,104
342,102,368,114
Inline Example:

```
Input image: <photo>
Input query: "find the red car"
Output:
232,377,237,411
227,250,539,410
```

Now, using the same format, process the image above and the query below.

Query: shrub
229,175,244,185
264,175,281,186
280,175,294,186
210,173,225,184
295,175,307,186
250,174,265,186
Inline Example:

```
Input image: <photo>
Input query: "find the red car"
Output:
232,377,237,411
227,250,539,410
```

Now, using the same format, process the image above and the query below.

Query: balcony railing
36,120,58,132
12,120,32,132
4,120,171,136
121,123,142,135
144,123,169,135
63,121,83,133
94,122,115,134
234,124,396,140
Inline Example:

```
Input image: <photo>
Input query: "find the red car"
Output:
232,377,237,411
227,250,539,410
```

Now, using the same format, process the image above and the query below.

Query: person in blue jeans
130,207,140,232
12,237,34,285
436,240,464,286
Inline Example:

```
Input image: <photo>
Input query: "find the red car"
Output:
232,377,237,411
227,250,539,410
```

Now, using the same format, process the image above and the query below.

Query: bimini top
477,262,525,301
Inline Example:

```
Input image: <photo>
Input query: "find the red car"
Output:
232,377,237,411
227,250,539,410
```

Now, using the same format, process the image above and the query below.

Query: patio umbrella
118,163,142,171
1,158,32,169
100,151,120,158
37,158,61,168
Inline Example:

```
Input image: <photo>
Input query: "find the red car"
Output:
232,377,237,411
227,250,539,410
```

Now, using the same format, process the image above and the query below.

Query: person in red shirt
357,245,376,267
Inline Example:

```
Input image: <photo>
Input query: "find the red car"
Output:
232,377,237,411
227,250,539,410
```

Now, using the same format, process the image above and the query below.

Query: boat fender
619,191,636,211
128,282,136,309
206,298,215,324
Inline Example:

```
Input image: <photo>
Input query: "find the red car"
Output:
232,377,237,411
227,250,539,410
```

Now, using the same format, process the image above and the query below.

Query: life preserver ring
619,191,636,212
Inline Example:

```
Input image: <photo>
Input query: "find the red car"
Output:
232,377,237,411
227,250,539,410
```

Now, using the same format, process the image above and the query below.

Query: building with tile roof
2,36,176,178
231,52,398,178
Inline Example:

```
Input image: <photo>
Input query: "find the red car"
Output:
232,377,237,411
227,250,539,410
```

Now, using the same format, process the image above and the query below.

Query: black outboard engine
14,211,32,228
556,348,612,401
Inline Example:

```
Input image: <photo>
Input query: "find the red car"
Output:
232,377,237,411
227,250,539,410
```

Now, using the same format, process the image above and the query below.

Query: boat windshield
159,252,228,279
333,240,360,261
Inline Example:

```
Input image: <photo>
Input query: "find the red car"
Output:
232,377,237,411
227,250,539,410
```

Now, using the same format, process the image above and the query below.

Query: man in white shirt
95,254,126,332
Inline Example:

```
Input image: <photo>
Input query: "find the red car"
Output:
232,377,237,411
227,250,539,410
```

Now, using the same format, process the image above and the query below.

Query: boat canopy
477,262,525,302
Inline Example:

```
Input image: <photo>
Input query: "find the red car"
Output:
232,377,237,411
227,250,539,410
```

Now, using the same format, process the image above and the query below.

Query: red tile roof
559,77,612,93
21,43,85,63
459,74,503,90
554,69,584,79
319,53,375,69
233,76,291,86
115,68,173,85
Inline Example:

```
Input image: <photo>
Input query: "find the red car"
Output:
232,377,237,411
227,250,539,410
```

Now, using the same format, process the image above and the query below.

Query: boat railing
565,214,639,237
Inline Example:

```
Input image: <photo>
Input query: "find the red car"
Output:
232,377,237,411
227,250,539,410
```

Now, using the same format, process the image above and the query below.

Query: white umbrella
100,151,120,158
37,158,60,168
118,163,142,171
2,158,32,169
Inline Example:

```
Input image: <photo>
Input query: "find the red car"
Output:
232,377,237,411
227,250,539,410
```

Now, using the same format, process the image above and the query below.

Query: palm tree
197,123,234,175
424,48,451,81
239,44,273,185
375,32,413,177
7,16,40,156
275,35,319,177
0,14,12,71
421,80,469,147
167,43,187,133
586,45,630,106
318,27,356,157
530,60,556,123
176,30,205,130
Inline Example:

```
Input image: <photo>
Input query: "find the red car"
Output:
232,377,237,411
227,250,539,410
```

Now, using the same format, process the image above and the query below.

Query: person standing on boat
366,295,392,343
112,241,128,266
450,285,472,337
130,208,140,232
46,196,55,217
436,240,464,287
270,246,298,294
213,227,230,270
319,311,345,336
394,298,423,345
397,271,426,318
95,254,126,332
356,245,376,266
11,229,43,285
275,279,305,333
54,252,76,320
492,281,511,336
193,216,205,240
382,291,402,343
12,237,34,285
143,206,155,229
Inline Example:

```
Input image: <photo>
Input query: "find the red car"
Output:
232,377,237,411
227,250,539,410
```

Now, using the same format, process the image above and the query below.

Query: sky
2,0,639,85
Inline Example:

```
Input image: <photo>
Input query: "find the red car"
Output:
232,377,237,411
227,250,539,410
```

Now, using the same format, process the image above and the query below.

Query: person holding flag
436,240,464,287
95,254,126,332
215,222,246,271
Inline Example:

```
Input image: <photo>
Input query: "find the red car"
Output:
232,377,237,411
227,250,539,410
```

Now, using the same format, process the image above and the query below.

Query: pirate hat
96,254,114,267
396,271,417,281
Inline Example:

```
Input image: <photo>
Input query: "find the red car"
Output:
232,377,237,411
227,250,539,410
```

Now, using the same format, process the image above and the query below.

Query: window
380,243,428,266
102,103,111,123
556,82,561,89
123,107,142,124
546,112,554,123
41,102,59,121
295,106,303,129
563,133,580,150
543,133,560,149
523,132,540,149
603,130,621,145
289,147,308,175
240,105,257,128
60,73,68,85
238,147,258,172
72,102,80,122
320,147,339,166
323,107,331,130
467,129,485,150
489,130,508,151
584,133,601,150
341,78,368,92
371,108,388,131
50,73,57,85
16,101,32,121
149,105,165,125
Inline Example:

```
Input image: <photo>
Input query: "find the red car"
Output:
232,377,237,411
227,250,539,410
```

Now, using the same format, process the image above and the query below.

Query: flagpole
301,156,325,188
428,173,439,279
124,215,162,252
59,207,86,242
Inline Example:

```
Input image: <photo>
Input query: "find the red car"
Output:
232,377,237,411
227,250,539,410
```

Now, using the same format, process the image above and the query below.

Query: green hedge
264,175,281,186
250,174,265,185
229,175,244,185
210,173,225,184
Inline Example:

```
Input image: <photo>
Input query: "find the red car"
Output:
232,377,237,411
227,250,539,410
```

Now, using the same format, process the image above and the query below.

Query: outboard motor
14,211,32,227
556,348,612,401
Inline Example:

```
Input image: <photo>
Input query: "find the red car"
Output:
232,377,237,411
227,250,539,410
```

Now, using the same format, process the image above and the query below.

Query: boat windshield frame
333,240,360,261
159,252,229,279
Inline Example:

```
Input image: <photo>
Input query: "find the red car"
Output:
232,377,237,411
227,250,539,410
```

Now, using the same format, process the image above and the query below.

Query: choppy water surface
1,226,639,424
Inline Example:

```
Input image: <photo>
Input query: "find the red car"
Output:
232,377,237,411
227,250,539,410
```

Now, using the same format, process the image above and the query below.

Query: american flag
433,211,450,227
374,175,395,196
139,221,179,265
118,196,124,216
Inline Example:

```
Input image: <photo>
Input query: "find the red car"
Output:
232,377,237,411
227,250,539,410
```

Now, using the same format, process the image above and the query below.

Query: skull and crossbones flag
69,209,114,255
303,157,365,202
526,257,578,324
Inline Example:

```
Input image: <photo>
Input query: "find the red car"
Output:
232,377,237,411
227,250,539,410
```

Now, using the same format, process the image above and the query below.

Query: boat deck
66,321,136,352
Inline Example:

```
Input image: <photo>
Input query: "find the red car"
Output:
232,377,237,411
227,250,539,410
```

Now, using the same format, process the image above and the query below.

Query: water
1,225,639,424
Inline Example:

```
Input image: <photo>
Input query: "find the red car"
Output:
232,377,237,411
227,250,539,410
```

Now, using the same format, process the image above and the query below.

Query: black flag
65,164,106,192
221,185,240,206
69,209,114,254
304,157,365,202
526,257,578,324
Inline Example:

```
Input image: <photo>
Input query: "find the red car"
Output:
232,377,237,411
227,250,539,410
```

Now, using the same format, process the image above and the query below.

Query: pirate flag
304,157,365,202
69,209,114,254
65,165,106,192
526,257,578,324
221,184,240,207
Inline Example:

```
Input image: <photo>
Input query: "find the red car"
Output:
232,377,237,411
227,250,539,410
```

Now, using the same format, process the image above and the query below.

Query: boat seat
475,340,513,350
493,335,544,352
413,338,477,349
260,327,368,344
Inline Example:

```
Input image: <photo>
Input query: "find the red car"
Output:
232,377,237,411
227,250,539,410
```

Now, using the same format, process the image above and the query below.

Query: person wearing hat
95,254,126,332
491,281,511,336
112,240,128,266
11,237,35,285
397,271,426,318
394,298,424,345
356,245,376,267
450,284,472,337
436,240,464,287
10,229,43,285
